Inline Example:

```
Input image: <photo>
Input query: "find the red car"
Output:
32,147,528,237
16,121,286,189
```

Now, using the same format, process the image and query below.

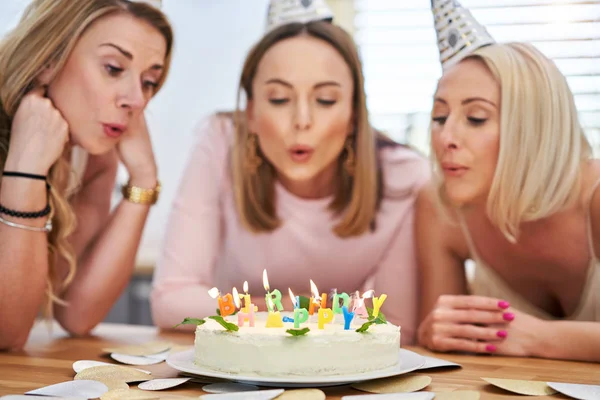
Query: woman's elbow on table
0,330,30,352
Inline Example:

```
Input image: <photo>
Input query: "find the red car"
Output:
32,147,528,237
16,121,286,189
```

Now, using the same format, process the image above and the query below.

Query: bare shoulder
416,181,470,262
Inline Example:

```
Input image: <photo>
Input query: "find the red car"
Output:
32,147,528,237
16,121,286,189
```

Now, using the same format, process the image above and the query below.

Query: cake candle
342,305,355,330
263,269,283,312
289,288,309,328
318,307,334,329
308,279,326,315
332,291,351,315
288,288,300,310
234,287,255,327
265,296,284,328
208,287,235,317
372,293,388,318
242,281,251,312
353,290,372,318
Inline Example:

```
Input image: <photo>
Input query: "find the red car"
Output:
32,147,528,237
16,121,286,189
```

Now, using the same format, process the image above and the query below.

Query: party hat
266,0,333,31
431,0,495,69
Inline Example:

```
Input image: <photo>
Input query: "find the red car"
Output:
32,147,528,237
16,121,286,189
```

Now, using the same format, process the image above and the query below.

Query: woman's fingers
431,307,513,325
429,335,500,354
436,294,510,311
433,322,508,341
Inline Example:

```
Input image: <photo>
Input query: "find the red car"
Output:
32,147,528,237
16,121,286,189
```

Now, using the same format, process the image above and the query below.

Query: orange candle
209,287,235,317
218,293,235,317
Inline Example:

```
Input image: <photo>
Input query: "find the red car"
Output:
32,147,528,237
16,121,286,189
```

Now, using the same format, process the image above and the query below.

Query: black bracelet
3,171,51,190
0,203,51,219
3,171,47,181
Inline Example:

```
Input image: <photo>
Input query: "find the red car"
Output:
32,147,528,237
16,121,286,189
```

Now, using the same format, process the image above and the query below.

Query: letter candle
208,287,235,317
263,269,283,312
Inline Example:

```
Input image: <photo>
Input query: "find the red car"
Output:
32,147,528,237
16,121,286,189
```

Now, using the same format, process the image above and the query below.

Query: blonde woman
0,0,172,351
416,40,600,361
151,20,429,344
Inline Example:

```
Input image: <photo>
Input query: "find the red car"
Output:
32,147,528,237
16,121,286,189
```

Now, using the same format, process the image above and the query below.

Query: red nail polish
503,312,515,321
497,330,507,338
498,300,510,309
486,344,497,352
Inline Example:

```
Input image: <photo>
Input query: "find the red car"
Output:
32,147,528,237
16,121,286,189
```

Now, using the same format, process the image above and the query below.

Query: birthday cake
193,311,400,377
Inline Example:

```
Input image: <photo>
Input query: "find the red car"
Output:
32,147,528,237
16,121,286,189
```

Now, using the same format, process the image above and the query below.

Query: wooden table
1,322,599,399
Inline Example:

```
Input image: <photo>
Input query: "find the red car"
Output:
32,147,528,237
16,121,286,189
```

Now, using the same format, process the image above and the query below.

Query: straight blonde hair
435,42,591,242
232,21,388,237
0,0,173,315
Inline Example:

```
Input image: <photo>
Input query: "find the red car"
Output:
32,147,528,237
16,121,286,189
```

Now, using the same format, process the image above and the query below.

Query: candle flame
232,287,241,309
262,269,270,292
310,279,321,302
208,287,220,299
288,288,297,308
243,280,249,294
362,290,375,299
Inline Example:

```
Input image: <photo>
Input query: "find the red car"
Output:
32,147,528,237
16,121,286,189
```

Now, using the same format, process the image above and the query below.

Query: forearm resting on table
535,320,600,362
0,178,50,350
54,200,150,336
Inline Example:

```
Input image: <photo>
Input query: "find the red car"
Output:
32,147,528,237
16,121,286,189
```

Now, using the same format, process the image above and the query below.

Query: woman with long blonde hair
151,2,429,345
417,0,600,361
0,0,172,350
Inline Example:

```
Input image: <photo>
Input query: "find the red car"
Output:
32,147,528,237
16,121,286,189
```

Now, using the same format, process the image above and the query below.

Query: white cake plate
166,348,426,388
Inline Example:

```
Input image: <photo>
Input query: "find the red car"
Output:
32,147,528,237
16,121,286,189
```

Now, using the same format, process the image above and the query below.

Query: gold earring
344,136,356,176
245,133,262,174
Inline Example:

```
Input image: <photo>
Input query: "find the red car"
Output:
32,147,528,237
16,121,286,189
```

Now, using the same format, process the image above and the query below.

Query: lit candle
242,281,251,312
321,293,328,309
308,279,326,315
332,291,351,315
208,287,235,317
288,288,300,310
263,269,283,312
352,290,373,318
265,296,284,328
342,305,355,330
372,293,388,318
318,307,334,329
233,287,255,327
289,288,309,329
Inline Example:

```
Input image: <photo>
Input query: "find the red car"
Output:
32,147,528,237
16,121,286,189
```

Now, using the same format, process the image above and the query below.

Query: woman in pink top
151,21,429,344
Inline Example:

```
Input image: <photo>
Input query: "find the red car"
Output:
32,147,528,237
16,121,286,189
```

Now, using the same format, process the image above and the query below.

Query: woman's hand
5,87,69,175
488,308,545,357
418,295,514,354
117,112,157,188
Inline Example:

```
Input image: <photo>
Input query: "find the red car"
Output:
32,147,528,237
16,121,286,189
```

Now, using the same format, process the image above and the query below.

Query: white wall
0,0,270,266
139,0,269,265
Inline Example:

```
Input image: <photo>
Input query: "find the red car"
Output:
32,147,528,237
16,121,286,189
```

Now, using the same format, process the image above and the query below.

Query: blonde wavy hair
434,42,591,242
0,0,173,316
232,21,396,237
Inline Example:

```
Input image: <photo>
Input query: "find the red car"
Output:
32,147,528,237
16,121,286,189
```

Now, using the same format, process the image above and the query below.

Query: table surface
1,322,599,399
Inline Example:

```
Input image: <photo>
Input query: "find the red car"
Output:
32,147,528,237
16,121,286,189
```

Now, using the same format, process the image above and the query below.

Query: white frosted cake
194,312,400,376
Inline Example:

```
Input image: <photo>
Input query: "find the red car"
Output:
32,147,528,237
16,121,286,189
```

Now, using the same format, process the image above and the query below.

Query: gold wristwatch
121,181,161,205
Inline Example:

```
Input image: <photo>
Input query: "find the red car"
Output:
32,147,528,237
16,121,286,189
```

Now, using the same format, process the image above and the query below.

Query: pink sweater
151,114,430,344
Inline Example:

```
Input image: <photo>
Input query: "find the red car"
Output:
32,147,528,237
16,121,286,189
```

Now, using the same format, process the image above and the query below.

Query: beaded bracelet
0,203,51,219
